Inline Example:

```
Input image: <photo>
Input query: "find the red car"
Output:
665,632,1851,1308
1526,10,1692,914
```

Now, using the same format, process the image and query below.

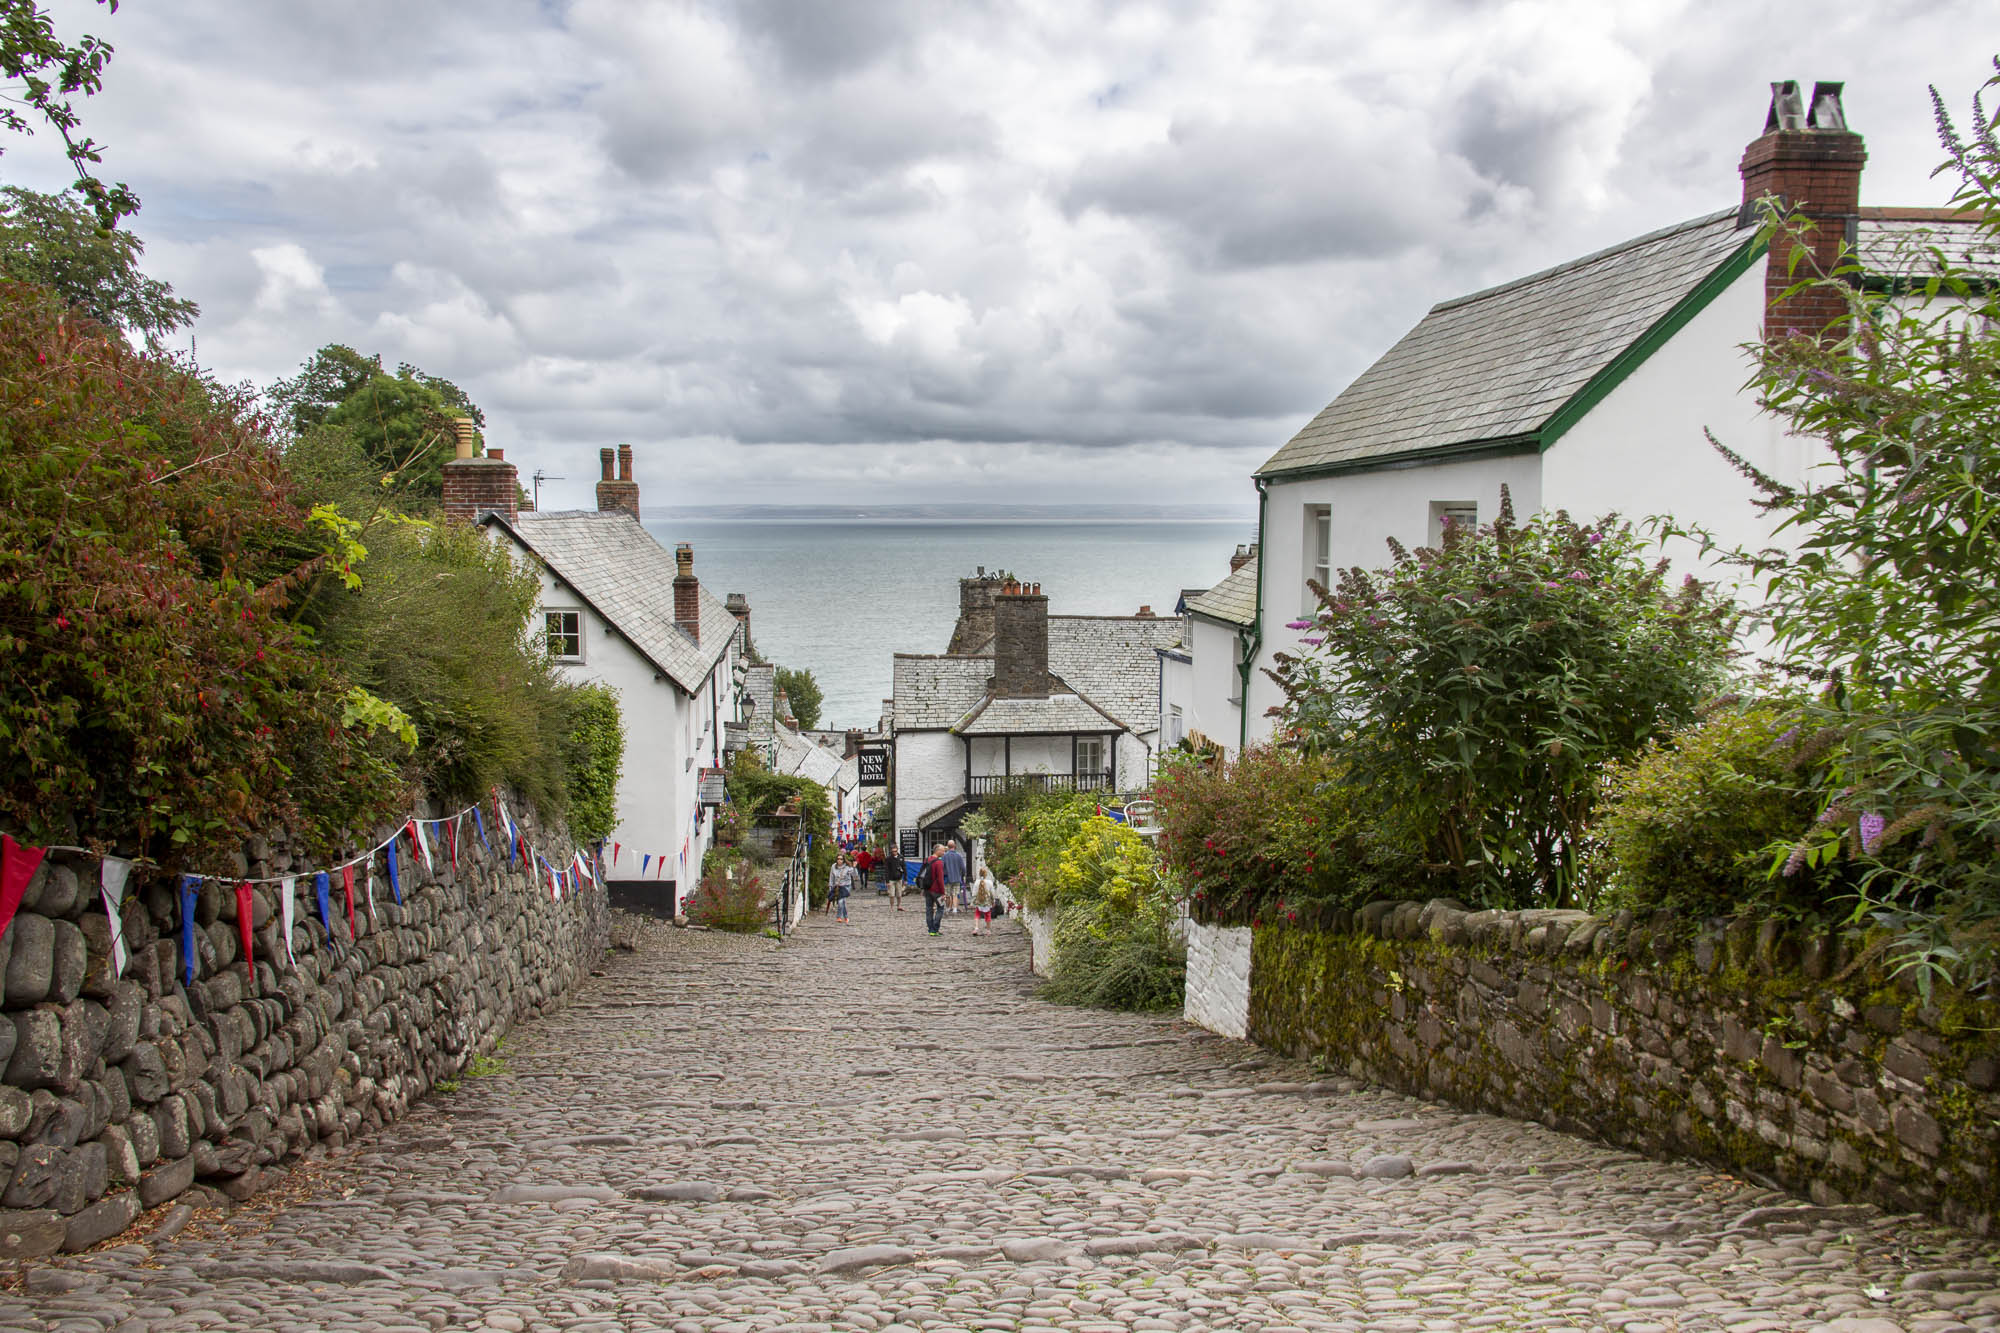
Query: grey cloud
731,0,933,79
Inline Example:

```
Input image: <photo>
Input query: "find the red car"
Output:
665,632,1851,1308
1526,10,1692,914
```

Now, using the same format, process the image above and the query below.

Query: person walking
855,845,873,894
970,866,997,936
942,838,967,915
885,846,907,908
830,853,856,924
921,843,948,936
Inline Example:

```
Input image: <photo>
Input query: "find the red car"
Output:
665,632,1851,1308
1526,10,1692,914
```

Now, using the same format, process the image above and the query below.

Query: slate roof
1185,556,1258,628
1854,210,2000,279
487,510,737,695
1256,210,1752,477
741,663,778,741
1047,616,1183,734
775,726,842,789
955,691,1124,736
891,656,992,730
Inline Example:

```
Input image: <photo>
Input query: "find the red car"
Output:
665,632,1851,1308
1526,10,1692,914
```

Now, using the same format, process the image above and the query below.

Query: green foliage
988,790,1100,912
0,187,194,338
1155,746,1403,927
685,862,770,932
726,749,834,895
268,345,485,501
1040,903,1186,1012
1671,69,2000,983
562,684,624,846
1271,490,1735,907
775,666,823,730
299,517,585,816
0,0,138,228
0,281,405,863
1594,701,1829,920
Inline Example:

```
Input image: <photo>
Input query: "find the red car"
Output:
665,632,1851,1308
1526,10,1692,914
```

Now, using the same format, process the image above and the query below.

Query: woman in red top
854,846,874,893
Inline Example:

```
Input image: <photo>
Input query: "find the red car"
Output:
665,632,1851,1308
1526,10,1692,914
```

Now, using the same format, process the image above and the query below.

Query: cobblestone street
6,894,1998,1333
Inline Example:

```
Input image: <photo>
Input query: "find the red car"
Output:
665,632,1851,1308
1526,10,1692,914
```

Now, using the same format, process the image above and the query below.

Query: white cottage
444,442,744,913
1219,80,1991,751
891,576,1182,854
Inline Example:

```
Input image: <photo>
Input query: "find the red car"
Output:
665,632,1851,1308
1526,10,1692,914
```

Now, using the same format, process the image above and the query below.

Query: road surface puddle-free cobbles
5,896,1998,1331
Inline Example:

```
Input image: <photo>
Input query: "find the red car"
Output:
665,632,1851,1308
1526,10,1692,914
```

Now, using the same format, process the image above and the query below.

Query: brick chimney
991,582,1050,699
1229,543,1255,573
1739,80,1866,341
596,443,640,519
949,566,1008,656
440,417,519,525
673,543,701,645
844,729,864,758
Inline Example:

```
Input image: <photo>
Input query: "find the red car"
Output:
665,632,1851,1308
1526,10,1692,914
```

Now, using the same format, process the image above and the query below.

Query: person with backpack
921,843,948,936
970,866,998,936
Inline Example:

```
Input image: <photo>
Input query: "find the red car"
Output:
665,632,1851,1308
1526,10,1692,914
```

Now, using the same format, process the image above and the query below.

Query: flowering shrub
685,864,769,933
1270,490,1734,907
0,283,405,864
1155,746,1399,927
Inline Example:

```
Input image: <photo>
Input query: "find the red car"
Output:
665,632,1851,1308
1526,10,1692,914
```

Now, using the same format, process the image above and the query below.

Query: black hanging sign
857,746,890,788
899,828,920,859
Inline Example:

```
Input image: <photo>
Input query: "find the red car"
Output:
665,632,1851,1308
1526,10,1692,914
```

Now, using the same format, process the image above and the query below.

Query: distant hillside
641,503,1256,523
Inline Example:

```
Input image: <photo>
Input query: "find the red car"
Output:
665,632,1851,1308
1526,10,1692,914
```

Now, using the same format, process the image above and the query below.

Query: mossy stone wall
1247,899,2000,1234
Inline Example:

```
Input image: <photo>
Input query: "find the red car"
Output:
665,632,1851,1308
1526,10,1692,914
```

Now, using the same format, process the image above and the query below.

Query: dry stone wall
0,798,608,1259
1246,899,2000,1235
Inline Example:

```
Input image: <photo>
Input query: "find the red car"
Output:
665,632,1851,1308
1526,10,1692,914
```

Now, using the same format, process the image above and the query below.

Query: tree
1677,63,2000,980
1,0,138,228
268,345,486,500
1271,491,1735,907
776,666,823,730
0,186,195,338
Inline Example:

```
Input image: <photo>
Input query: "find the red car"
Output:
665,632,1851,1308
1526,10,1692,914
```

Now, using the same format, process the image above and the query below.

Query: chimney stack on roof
673,542,701,645
724,591,751,654
1739,79,1866,342
949,568,1009,656
991,581,1051,699
596,443,641,519
844,729,864,758
1229,543,1255,572
440,419,518,525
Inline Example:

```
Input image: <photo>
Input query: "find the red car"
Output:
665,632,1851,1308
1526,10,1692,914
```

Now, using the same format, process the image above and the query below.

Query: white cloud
0,0,1990,509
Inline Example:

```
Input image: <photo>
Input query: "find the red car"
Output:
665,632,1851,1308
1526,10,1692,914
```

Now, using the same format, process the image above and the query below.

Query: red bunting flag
612,841,621,865
447,817,459,870
340,863,357,938
0,834,47,942
236,881,255,978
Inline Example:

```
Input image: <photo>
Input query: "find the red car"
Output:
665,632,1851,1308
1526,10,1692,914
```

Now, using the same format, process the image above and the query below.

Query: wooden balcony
968,771,1113,798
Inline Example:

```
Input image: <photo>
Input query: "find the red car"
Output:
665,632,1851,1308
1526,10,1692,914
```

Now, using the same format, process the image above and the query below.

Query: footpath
3,894,1997,1332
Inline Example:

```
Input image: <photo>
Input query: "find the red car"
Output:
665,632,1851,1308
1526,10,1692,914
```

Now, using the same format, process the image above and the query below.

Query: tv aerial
532,469,563,511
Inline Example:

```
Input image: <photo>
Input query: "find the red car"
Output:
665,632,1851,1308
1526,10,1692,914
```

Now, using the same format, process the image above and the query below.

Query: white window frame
545,608,584,662
1074,734,1106,779
1305,504,1332,613
1168,705,1185,746
1430,501,1478,547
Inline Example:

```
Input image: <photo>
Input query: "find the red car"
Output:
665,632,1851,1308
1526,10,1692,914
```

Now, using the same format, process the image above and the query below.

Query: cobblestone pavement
5,894,1998,1333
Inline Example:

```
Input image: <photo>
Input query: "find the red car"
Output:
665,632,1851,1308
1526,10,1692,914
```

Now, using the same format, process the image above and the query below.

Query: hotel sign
857,746,890,788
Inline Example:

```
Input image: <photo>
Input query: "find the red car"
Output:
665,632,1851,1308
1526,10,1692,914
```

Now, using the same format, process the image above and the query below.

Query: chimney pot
599,447,615,481
488,448,504,462
1137,605,1153,617
618,443,634,482
1740,77,1866,343
453,417,477,460
596,443,641,518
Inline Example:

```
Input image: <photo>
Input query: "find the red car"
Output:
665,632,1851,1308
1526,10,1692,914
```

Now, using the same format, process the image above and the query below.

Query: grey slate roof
1185,557,1258,628
742,663,778,741
1047,616,1183,734
892,656,992,730
488,510,737,695
775,726,842,789
1854,212,2000,279
1256,209,1752,477
955,692,1124,736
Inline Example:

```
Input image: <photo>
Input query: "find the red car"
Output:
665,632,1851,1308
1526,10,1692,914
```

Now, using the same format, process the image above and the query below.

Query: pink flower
1859,812,1887,855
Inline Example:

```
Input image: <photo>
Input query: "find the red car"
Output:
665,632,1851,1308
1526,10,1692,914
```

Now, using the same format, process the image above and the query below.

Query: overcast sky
5,1,1992,510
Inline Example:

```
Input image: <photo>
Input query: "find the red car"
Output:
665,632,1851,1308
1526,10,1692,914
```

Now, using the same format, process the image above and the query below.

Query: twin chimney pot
596,443,640,520
1739,79,1866,342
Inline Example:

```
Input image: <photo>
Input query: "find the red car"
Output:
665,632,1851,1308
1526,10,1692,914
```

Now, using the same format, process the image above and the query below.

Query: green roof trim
1538,234,1766,448
1255,434,1541,485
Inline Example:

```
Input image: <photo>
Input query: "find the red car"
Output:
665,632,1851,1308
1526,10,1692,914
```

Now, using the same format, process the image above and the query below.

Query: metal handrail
774,838,809,936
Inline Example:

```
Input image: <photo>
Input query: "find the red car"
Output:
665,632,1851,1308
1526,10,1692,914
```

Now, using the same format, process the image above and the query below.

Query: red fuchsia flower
52,614,69,630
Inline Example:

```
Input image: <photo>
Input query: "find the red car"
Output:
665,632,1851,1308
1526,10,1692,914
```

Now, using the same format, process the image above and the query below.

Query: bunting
235,881,255,977
314,871,333,940
385,840,403,906
179,875,200,986
98,856,132,978
0,834,46,942
279,876,297,967
340,864,356,938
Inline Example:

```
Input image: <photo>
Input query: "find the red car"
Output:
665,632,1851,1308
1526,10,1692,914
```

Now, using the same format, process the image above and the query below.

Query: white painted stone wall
1183,918,1252,1039
1023,905,1057,978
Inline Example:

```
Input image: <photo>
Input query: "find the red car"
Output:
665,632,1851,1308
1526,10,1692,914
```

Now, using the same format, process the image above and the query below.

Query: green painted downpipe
1238,477,1268,753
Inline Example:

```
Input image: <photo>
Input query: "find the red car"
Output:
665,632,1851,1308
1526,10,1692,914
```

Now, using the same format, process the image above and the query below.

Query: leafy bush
775,666,823,730
1593,701,1829,919
563,684,624,847
1271,491,1735,907
726,749,834,898
0,282,405,863
994,791,1101,911
1041,903,1185,1012
301,517,584,816
1155,746,1401,927
685,865,769,932
0,187,196,339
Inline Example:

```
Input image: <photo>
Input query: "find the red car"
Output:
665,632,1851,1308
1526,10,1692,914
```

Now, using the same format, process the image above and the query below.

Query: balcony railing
968,771,1113,798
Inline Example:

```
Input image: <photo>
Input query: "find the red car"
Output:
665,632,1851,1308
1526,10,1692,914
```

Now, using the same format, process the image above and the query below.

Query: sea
640,508,1257,729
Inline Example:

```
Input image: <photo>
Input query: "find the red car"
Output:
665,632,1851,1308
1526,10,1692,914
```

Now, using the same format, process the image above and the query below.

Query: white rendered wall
1541,261,1809,589
893,731,964,840
1023,905,1057,978
1183,919,1252,1039
1159,652,1194,751
1006,735,1069,776
1186,616,1245,756
1115,731,1152,791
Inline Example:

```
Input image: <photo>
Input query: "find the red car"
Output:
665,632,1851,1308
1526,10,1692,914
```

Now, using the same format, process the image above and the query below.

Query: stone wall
0,798,608,1258
1246,900,2000,1234
1182,918,1251,1040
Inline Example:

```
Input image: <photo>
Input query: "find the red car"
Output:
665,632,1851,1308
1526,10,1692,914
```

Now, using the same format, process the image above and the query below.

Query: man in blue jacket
942,839,968,915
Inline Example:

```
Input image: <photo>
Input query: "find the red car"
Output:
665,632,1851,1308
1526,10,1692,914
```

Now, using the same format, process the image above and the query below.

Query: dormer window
545,609,583,661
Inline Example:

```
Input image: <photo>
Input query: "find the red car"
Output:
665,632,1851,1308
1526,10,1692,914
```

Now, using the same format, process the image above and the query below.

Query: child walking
970,867,997,936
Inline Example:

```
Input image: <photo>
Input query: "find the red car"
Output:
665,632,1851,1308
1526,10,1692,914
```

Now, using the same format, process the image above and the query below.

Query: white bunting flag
279,875,297,967
365,862,378,919
413,819,435,873
98,857,132,978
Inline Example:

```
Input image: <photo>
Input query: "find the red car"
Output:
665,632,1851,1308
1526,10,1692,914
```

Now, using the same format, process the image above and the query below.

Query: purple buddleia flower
1859,812,1887,854
1300,635,1324,646
1568,570,1587,582
1587,532,1603,545
1285,620,1313,630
